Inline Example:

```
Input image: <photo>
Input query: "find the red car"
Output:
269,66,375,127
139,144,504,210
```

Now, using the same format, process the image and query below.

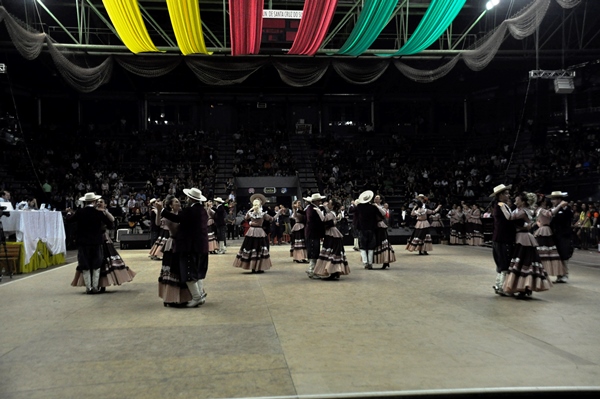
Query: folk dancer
290,199,308,263
313,198,350,280
373,194,396,269
354,190,380,269
406,194,441,255
501,192,552,298
158,187,209,308
304,193,327,278
233,194,277,273
490,184,516,296
548,191,573,283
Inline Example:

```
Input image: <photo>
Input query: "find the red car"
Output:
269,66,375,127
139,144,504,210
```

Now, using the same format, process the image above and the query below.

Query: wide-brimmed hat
490,184,512,197
547,191,568,198
79,192,102,202
183,187,207,202
306,193,327,203
356,190,374,204
213,197,225,203
149,198,157,204
250,193,268,205
415,193,428,202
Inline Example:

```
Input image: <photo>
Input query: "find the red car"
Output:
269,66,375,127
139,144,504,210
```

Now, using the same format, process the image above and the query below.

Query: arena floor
1,242,600,399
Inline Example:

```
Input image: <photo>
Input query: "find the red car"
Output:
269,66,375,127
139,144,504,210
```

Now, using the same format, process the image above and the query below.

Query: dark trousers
306,237,321,260
178,252,209,282
227,224,235,239
216,225,227,245
77,245,103,270
492,241,514,273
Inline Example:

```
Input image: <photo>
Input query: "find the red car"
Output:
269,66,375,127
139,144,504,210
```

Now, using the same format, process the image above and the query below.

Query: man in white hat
157,188,209,307
548,191,573,283
489,184,515,296
213,197,227,254
304,193,327,278
354,190,379,269
66,192,114,294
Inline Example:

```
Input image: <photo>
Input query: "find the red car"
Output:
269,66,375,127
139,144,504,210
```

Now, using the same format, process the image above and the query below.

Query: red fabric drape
229,0,264,56
288,0,338,56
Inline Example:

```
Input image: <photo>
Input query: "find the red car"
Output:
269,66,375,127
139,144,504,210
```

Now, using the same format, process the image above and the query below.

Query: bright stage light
486,2,493,10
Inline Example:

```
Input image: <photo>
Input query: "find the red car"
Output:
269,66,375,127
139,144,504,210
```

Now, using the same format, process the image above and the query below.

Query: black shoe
301,259,309,263
256,270,265,274
381,263,390,269
423,251,429,255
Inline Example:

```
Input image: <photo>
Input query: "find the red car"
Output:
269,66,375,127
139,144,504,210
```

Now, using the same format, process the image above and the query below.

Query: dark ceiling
0,0,599,97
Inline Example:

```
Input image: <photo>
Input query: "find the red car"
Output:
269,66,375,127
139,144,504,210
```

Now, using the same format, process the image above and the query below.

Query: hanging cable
504,77,532,178
2,55,45,192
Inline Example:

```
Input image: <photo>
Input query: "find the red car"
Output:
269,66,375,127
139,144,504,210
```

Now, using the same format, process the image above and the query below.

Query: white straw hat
79,192,102,202
356,190,374,204
547,191,568,198
489,184,512,197
183,187,207,202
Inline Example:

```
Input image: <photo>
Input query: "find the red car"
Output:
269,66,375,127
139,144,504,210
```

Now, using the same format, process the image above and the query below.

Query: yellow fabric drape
102,0,160,54
166,0,211,55
7,241,66,274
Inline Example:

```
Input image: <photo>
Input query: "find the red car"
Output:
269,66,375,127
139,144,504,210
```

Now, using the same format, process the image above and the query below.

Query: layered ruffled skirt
158,241,192,305
289,223,307,261
374,227,396,264
233,234,272,271
503,233,552,294
313,236,350,278
71,235,136,288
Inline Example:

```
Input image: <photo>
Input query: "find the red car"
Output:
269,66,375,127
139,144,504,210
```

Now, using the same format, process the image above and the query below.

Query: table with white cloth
1,210,67,273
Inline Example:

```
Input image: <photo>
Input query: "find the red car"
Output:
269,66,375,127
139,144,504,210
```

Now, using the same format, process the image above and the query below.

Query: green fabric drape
336,0,399,56
381,0,466,56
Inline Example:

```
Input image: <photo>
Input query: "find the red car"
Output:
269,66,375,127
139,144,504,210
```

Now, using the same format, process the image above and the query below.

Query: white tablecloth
2,211,67,265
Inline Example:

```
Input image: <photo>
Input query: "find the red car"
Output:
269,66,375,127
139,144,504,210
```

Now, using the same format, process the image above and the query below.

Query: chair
0,243,22,277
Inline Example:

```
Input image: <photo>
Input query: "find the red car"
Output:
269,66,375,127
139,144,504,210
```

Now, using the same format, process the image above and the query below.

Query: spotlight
486,2,493,10
492,0,500,5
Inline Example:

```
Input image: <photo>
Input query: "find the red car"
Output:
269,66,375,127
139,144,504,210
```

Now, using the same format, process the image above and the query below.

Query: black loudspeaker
120,233,152,249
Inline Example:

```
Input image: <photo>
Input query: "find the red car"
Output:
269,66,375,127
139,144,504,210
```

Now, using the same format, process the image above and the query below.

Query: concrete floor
1,241,599,399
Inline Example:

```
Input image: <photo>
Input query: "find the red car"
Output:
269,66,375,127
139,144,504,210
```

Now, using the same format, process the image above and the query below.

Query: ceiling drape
336,0,399,56
381,0,467,57
166,0,211,55
287,0,338,56
101,0,160,54
229,0,264,56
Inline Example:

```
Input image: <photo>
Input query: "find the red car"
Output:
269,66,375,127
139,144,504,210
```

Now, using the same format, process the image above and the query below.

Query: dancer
534,195,568,279
157,196,192,307
490,184,516,296
214,197,227,254
233,194,276,273
406,194,441,255
354,190,379,269
148,198,162,259
313,198,350,280
467,203,484,246
66,192,114,294
548,191,573,283
429,208,445,243
158,187,209,308
463,203,473,244
448,204,465,245
501,192,552,298
206,200,219,254
304,193,327,278
149,199,170,261
373,194,396,269
289,199,308,263
71,198,136,292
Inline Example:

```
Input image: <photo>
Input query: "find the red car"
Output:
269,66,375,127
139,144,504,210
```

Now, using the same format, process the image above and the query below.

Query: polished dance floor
1,242,600,399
